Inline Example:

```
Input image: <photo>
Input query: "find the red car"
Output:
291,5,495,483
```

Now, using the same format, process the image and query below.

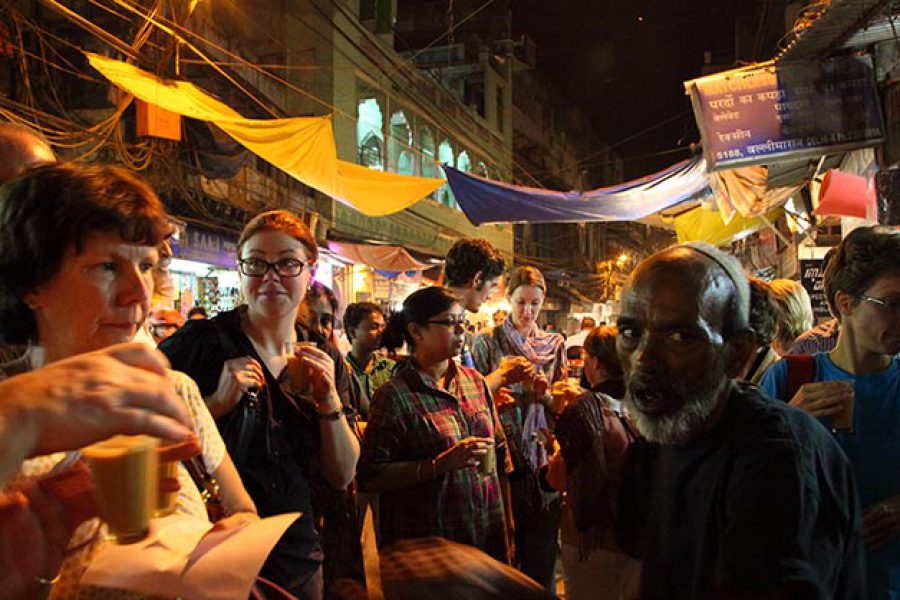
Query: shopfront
169,226,240,317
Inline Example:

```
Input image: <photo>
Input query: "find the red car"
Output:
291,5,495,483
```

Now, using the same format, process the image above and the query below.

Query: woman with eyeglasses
358,286,513,562
160,210,359,600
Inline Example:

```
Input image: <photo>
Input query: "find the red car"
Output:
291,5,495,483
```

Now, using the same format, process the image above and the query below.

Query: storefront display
169,226,239,317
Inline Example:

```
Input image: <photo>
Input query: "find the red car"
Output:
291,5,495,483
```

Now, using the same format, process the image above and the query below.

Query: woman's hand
550,379,580,415
434,437,492,474
788,380,850,419
209,356,265,418
494,387,516,410
498,356,534,387
863,495,900,551
290,345,341,414
4,344,194,459
210,511,260,532
533,370,550,399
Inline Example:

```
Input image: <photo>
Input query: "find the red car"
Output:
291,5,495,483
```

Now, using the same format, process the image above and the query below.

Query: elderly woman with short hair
0,163,256,599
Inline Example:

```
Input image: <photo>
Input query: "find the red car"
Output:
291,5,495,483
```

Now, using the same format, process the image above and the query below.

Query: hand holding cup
789,380,853,425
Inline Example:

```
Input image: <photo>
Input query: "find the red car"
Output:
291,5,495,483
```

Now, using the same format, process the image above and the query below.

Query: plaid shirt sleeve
358,382,408,488
472,330,500,377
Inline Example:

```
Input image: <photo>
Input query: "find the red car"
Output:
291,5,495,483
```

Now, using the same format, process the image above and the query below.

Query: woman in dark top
160,210,359,599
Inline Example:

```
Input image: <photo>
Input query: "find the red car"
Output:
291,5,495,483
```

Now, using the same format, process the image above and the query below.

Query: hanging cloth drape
327,242,430,271
86,52,445,216
442,158,712,226
673,205,784,247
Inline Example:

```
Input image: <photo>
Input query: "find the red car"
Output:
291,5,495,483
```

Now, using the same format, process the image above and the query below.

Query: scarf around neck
497,317,561,369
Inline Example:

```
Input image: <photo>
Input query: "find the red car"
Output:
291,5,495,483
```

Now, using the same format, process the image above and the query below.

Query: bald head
630,242,750,337
0,123,56,185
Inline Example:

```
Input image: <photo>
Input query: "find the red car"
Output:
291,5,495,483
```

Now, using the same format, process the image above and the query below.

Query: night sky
514,0,751,179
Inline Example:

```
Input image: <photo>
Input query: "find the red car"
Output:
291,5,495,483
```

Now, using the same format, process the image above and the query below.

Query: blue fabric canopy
443,157,712,226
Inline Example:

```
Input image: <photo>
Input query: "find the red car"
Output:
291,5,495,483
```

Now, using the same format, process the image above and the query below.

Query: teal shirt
761,353,900,599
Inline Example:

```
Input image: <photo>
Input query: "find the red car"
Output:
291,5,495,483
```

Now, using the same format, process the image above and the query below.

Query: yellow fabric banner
673,205,784,247
86,53,445,216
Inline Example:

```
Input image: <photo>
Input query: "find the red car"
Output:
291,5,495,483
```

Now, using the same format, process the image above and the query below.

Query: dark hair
187,306,208,318
236,209,317,262
0,163,171,344
506,265,546,295
747,277,777,346
306,280,338,312
583,325,623,379
381,286,460,351
444,239,505,287
824,226,900,319
343,302,383,341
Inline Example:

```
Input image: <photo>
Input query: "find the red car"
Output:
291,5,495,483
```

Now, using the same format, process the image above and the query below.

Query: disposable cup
82,435,159,544
832,383,855,432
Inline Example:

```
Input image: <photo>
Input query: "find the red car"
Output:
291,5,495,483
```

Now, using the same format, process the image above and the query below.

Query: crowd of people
1,120,899,600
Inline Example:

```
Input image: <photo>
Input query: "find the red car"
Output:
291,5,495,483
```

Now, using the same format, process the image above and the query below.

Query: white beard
624,380,728,445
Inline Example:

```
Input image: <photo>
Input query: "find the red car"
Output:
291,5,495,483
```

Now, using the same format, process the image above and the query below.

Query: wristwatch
315,408,343,421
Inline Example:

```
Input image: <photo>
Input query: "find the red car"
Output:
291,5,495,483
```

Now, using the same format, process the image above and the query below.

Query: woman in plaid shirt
358,286,513,562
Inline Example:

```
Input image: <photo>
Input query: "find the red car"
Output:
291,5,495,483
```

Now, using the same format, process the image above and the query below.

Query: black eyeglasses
427,314,467,328
860,295,900,315
238,258,309,277
317,313,335,328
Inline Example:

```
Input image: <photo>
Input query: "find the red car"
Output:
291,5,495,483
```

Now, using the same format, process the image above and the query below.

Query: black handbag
216,389,262,463
211,321,268,464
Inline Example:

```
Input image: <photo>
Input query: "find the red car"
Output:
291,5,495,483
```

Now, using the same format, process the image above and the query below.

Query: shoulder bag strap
784,354,817,401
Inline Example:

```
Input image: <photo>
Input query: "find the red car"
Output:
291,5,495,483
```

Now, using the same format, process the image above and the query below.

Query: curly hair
824,226,900,320
747,277,777,347
0,163,171,344
443,238,505,288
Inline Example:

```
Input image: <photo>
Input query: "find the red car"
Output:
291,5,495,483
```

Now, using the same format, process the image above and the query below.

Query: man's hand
3,343,194,459
788,380,851,419
863,496,900,551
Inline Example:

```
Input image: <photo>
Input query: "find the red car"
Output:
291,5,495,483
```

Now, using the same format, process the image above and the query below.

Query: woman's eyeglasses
427,314,467,328
238,258,309,277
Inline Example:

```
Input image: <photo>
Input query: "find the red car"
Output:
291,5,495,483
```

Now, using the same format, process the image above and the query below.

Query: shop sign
799,258,831,321
686,56,884,171
171,227,237,269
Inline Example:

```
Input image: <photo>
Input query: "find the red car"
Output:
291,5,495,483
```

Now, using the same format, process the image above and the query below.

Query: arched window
457,150,472,172
419,127,436,179
437,140,456,208
357,98,384,170
359,134,384,170
389,110,412,174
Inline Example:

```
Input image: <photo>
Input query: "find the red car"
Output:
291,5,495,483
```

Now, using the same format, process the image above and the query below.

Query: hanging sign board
799,258,831,321
685,56,884,171
171,227,237,269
